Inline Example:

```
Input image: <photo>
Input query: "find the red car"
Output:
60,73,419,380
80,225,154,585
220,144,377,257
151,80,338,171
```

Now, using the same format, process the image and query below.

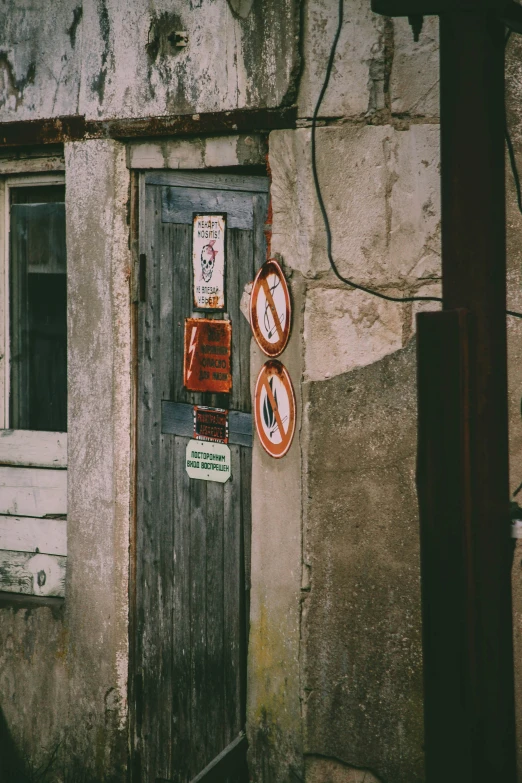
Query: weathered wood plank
190,473,208,776
171,224,195,406
0,466,67,517
146,171,269,193
239,446,252,732
0,515,66,556
152,221,176,781
205,478,225,763
228,228,255,413
253,194,269,273
0,551,66,597
0,430,67,468
172,434,192,781
224,444,244,745
162,188,255,230
136,184,163,781
0,157,65,175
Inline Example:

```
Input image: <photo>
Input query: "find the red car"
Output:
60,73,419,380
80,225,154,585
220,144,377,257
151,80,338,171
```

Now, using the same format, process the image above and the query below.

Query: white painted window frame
0,173,66,429
0,169,68,597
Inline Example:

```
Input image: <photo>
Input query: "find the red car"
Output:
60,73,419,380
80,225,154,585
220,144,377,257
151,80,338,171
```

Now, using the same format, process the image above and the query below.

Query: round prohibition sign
250,259,291,357
254,360,296,458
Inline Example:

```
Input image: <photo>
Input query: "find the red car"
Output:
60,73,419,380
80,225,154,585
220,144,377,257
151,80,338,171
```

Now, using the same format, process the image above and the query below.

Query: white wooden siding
0,515,66,556
0,551,66,597
0,430,67,468
0,466,67,517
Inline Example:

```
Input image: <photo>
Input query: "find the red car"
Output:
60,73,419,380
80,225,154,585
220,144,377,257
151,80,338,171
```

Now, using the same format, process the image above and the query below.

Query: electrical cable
311,0,522,319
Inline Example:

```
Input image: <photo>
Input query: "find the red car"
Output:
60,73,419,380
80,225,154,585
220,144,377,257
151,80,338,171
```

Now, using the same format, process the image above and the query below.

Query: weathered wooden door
134,171,268,783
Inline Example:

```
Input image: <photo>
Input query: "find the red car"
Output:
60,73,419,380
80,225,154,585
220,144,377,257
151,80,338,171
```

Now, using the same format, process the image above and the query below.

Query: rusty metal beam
0,106,297,148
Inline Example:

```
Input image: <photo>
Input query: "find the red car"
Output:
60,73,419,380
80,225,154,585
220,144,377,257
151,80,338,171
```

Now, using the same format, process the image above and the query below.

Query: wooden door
134,171,268,783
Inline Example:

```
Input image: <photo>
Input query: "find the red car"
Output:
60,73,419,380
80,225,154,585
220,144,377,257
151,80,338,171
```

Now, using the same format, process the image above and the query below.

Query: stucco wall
249,6,441,777
0,0,300,122
65,139,132,781
0,141,132,782
249,8,522,783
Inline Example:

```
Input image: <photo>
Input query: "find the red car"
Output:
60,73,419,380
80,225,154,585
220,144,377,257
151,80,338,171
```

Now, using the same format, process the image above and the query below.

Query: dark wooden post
370,0,517,779
416,11,517,783
441,11,515,781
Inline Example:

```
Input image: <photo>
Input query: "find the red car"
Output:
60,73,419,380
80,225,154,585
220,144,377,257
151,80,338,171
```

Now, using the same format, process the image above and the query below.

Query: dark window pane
11,185,66,205
9,186,67,432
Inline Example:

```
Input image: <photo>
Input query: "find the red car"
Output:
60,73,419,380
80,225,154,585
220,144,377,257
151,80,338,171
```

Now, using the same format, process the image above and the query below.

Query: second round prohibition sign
254,360,296,458
250,259,291,357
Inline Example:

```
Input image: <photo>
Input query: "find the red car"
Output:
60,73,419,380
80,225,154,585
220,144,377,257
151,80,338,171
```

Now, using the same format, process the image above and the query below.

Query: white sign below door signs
185,438,231,483
192,213,226,310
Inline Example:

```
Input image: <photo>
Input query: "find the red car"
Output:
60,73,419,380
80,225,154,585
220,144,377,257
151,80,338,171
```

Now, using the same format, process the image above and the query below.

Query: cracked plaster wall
0,0,300,122
249,6,522,783
251,5,441,779
0,141,132,783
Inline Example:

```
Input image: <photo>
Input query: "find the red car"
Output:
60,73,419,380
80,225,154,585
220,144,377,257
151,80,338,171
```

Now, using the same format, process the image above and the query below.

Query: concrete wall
246,8,522,783
0,141,132,782
0,0,300,122
65,139,132,781
246,8,441,780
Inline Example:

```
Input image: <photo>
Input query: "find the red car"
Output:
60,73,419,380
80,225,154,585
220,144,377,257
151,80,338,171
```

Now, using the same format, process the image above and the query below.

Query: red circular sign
254,360,296,458
250,259,291,357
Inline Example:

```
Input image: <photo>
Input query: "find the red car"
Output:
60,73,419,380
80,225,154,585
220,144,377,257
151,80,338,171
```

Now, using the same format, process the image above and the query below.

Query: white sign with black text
192,214,226,310
185,438,231,483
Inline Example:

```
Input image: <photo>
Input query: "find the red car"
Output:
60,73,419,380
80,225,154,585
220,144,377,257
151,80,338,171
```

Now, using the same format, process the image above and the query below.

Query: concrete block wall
246,6,522,783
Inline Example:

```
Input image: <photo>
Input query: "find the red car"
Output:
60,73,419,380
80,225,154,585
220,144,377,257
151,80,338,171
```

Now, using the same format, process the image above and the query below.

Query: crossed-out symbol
255,361,296,458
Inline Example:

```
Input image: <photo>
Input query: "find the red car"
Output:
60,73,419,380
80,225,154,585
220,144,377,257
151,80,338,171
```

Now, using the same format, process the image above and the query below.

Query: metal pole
423,10,517,782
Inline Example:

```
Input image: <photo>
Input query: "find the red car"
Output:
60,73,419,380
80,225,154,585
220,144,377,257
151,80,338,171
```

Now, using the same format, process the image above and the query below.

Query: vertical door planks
135,173,268,783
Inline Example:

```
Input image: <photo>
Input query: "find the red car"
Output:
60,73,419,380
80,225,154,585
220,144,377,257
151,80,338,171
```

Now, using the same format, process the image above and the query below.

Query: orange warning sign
184,319,232,393
250,259,291,357
254,360,296,458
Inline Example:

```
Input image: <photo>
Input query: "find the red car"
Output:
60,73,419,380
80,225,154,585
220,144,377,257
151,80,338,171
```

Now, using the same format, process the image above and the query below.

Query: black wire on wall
311,0,522,319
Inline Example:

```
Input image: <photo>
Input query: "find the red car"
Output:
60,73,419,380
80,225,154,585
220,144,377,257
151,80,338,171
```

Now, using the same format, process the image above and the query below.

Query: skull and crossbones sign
200,240,218,282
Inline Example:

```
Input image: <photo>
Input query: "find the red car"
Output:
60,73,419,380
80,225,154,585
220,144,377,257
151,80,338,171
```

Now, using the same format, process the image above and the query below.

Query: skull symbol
201,240,217,282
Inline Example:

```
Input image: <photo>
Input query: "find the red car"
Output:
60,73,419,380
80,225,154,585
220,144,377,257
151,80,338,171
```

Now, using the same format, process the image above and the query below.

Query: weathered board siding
0,515,66,556
0,430,67,468
0,550,66,597
134,173,266,782
0,439,67,598
0,467,67,517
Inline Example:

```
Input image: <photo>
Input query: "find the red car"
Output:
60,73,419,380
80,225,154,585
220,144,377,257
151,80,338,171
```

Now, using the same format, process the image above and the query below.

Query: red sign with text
184,319,232,393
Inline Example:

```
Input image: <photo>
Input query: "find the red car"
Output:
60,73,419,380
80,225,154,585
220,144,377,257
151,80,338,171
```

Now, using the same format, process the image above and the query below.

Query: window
0,174,67,599
7,182,67,432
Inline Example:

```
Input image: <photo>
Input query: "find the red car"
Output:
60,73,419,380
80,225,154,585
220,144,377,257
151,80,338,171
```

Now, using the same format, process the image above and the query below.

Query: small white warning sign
185,438,231,483
193,214,226,310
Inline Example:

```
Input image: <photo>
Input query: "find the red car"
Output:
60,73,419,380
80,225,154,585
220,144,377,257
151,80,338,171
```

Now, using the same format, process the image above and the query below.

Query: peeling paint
228,0,254,19
0,53,36,110
67,5,83,49
91,0,111,103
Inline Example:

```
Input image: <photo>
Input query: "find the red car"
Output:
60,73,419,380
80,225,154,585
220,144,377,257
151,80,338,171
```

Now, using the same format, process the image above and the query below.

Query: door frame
128,161,270,783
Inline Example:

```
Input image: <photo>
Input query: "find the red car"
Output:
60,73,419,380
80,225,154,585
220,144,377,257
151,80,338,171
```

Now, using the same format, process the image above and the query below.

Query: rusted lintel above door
0,106,297,148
